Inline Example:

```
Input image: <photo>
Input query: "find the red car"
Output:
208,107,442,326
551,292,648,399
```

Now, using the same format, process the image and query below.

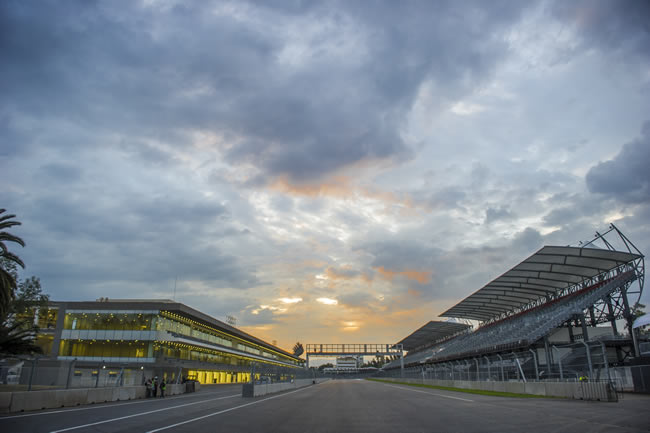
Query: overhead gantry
305,343,405,375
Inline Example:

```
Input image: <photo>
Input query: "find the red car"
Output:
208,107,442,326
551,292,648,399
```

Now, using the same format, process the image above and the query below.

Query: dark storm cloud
484,206,514,224
586,122,650,203
550,0,650,60
354,225,546,302
1,0,531,184
38,163,83,183
357,238,438,273
5,183,258,299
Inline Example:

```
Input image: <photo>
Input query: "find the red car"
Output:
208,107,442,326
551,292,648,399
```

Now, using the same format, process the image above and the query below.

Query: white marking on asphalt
380,383,474,402
0,389,236,420
146,383,324,433
48,394,239,432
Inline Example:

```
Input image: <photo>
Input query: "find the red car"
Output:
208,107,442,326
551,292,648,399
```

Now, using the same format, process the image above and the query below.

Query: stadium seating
387,270,635,369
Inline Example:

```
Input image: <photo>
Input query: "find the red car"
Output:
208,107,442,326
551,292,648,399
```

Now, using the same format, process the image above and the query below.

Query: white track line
48,394,239,432
146,383,323,433
0,389,237,420
380,383,474,402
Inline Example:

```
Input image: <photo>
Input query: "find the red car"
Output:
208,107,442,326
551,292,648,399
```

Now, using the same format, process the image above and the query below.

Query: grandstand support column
606,293,625,362
483,356,491,381
600,341,610,382
464,360,471,381
589,306,597,327
606,295,619,335
552,346,564,380
496,354,504,381
474,358,479,381
621,286,640,357
568,321,575,343
579,313,590,342
400,351,404,378
529,349,539,381
581,341,594,378
544,336,552,375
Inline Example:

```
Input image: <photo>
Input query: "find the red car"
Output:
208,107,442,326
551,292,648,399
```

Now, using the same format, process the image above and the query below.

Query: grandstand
383,225,646,383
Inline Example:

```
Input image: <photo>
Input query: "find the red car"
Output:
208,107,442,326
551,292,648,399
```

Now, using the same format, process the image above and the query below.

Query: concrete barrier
59,389,89,407
372,378,615,401
86,388,114,404
2,383,193,414
9,390,53,412
0,392,13,414
166,384,185,396
243,378,330,398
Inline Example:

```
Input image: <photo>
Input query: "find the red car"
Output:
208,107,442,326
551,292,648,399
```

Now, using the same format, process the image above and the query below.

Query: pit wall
0,383,188,414
374,378,617,402
242,378,329,398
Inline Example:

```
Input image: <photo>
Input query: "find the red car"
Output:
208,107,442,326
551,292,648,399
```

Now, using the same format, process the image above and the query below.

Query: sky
2,0,650,354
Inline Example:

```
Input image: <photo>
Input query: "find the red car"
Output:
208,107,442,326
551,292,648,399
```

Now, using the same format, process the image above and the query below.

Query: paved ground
1,380,649,433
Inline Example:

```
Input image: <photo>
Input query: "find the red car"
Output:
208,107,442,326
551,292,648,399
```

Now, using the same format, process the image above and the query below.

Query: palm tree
0,209,25,318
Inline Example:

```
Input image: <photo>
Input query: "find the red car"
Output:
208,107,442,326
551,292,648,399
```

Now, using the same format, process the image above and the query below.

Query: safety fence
373,377,618,401
0,359,148,391
382,341,617,383
378,341,650,395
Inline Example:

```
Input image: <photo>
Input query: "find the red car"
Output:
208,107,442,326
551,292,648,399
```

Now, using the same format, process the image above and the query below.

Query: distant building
31,299,303,386
336,355,361,370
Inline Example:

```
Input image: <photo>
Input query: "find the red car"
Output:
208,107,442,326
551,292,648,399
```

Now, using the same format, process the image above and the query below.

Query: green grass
366,378,554,399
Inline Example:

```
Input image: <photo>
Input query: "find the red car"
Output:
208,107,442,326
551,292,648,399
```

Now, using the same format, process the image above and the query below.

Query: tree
0,259,49,355
292,342,304,357
317,363,334,371
0,210,49,356
631,302,646,320
0,209,25,318
625,302,646,331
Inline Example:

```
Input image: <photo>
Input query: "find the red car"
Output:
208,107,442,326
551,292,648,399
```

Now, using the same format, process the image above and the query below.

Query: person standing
152,376,158,398
145,378,152,398
160,379,166,398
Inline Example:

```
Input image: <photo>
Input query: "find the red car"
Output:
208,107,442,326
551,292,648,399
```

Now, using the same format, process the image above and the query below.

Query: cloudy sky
2,0,649,352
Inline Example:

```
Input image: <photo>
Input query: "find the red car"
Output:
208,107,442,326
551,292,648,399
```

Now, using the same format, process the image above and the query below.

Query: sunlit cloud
316,297,338,305
450,101,486,116
251,304,287,315
278,297,303,304
341,320,360,331
374,266,432,285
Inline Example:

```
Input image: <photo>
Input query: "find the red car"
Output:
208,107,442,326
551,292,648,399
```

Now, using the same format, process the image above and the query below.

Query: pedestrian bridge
305,343,404,371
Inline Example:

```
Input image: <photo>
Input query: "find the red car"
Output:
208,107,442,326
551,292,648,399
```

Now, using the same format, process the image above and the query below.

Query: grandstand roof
397,321,471,351
440,246,642,322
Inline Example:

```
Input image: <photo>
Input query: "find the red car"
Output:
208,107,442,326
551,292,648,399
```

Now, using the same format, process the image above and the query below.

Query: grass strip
366,378,553,398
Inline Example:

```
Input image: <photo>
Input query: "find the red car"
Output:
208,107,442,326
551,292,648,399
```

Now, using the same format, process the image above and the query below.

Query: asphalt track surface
1,380,649,433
